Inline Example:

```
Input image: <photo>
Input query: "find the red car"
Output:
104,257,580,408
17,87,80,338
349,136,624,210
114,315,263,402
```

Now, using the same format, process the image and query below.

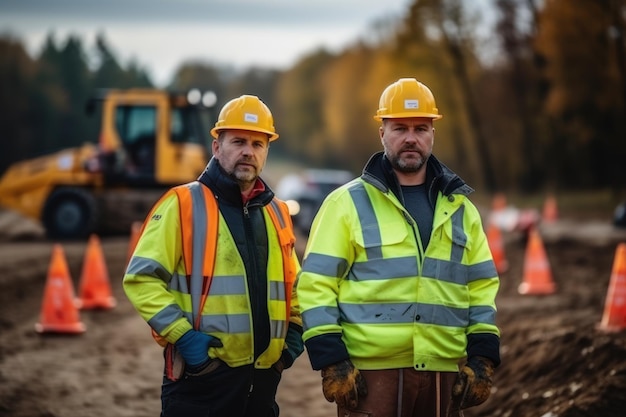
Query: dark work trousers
337,368,461,417
161,360,282,417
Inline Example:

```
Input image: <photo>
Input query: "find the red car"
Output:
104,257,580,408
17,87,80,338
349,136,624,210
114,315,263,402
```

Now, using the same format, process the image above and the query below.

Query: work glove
450,356,495,410
321,359,368,409
175,330,223,368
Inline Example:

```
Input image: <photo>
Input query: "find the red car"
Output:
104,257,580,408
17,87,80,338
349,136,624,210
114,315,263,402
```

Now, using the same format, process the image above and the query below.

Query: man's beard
229,160,259,185
231,168,256,184
388,150,429,173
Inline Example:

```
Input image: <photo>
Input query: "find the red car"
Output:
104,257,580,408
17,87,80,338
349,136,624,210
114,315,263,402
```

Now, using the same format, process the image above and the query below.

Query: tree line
0,0,624,196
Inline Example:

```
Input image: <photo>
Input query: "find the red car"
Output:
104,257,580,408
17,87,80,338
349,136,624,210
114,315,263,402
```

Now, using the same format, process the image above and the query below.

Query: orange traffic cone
598,243,626,332
487,223,509,273
542,194,559,223
77,234,116,310
35,244,86,334
126,221,142,267
518,227,556,295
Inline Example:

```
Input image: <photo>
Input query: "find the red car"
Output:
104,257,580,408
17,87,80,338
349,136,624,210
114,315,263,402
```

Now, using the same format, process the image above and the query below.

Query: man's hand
175,330,223,366
450,356,495,410
321,359,367,409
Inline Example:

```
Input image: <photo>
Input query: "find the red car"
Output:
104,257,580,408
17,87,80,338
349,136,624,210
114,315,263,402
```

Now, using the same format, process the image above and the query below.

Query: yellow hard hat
210,95,279,141
374,78,443,121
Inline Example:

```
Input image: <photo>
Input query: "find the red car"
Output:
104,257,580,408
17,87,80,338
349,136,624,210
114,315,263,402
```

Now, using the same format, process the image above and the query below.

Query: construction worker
123,95,303,417
297,78,500,417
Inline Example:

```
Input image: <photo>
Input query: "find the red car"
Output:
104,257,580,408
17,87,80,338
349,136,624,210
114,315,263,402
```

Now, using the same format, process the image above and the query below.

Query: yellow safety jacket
298,153,500,372
124,180,300,370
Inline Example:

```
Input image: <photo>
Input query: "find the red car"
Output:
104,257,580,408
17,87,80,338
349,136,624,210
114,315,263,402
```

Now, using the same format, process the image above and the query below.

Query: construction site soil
1,207,625,417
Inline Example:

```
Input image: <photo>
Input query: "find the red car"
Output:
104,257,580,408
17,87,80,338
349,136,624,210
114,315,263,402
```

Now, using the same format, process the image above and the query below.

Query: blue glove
175,330,223,366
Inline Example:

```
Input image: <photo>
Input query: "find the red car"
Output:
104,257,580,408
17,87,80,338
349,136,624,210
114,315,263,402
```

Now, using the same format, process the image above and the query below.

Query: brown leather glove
321,359,368,409
450,356,495,411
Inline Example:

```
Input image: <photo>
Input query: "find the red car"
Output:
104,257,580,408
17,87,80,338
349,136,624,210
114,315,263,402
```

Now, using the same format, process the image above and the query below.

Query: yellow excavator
0,88,217,239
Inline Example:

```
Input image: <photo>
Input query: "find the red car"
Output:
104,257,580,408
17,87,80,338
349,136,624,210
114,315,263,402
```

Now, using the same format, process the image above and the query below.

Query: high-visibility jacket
124,179,301,369
298,152,500,372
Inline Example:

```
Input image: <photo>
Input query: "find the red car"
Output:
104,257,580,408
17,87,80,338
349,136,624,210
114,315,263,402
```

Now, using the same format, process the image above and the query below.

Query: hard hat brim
210,125,279,141
373,113,443,121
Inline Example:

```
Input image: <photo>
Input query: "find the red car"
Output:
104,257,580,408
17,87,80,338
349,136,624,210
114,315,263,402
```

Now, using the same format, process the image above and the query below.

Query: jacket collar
197,157,275,207
361,151,473,206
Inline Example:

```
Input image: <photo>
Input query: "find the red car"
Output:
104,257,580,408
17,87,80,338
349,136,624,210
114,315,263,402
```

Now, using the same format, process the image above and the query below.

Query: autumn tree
535,0,626,190
275,48,335,165
393,0,490,188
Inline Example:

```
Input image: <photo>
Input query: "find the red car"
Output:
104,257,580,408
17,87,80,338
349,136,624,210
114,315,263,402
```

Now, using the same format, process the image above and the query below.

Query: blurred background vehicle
276,169,354,235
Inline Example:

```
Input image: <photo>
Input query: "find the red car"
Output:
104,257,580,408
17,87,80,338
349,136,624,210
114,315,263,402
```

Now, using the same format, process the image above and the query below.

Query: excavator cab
88,89,213,186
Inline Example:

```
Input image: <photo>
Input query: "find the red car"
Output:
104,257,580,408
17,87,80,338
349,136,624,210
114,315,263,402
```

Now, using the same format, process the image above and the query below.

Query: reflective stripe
468,260,498,281
127,256,172,283
168,314,288,337
149,304,185,332
302,305,341,330
188,182,208,324
269,280,286,301
271,319,286,338
268,199,287,228
421,257,467,284
338,302,468,327
348,256,417,280
469,305,497,326
303,302,469,328
302,253,349,278
450,207,466,263
208,275,247,295
169,271,188,293
421,258,497,285
196,312,251,333
302,301,497,329
349,183,383,259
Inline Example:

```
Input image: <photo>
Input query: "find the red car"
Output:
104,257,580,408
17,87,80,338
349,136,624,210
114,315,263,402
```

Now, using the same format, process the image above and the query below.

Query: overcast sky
0,0,415,86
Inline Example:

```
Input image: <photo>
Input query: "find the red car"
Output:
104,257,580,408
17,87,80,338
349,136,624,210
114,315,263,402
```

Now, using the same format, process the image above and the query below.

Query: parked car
276,169,354,235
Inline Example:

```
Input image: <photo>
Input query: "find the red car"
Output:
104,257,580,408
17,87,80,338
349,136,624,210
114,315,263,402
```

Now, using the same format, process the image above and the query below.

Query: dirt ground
1,206,626,417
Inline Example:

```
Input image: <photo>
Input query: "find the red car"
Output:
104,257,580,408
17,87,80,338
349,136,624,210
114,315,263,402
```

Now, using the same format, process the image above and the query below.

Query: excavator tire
42,187,99,240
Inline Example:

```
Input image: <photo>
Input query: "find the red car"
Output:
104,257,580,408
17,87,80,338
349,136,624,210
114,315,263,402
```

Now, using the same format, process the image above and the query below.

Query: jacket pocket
353,221,408,259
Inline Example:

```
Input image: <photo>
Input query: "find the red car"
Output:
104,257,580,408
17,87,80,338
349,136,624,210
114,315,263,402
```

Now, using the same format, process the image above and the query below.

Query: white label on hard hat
244,113,259,123
404,99,419,109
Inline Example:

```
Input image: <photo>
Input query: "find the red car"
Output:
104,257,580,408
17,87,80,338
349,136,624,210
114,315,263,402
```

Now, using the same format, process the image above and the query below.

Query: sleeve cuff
467,333,501,367
304,333,349,370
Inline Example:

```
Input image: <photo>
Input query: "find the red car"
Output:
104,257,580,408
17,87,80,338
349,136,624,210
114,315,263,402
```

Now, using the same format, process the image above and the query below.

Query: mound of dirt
0,208,44,242
473,236,626,417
